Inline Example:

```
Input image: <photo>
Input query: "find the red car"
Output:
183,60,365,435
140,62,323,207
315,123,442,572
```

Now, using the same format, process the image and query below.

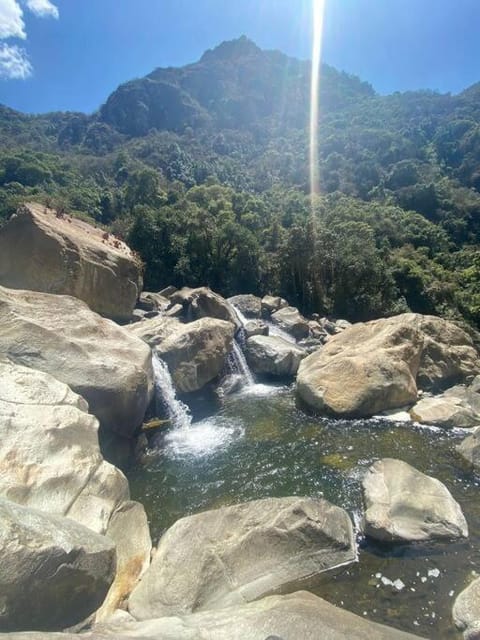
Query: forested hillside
1,36,479,327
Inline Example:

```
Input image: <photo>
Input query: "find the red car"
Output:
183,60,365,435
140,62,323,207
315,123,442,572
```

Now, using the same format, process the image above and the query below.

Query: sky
1,0,480,114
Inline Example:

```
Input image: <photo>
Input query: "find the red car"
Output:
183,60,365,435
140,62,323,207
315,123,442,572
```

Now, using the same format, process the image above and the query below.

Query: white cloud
25,0,58,19
0,0,26,39
0,43,32,78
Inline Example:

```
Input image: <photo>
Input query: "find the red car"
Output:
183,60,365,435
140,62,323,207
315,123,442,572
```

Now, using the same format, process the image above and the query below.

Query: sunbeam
309,0,326,202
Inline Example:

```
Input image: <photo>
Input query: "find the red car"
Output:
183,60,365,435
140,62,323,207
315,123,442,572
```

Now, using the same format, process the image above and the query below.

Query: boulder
297,313,480,418
0,361,128,534
95,501,152,621
136,292,169,313
244,319,269,338
410,384,480,428
170,287,239,328
0,286,153,439
271,306,309,340
457,427,480,471
126,316,182,347
0,498,116,631
128,496,356,619
453,577,480,639
245,335,306,377
362,458,468,542
0,203,142,322
158,285,177,298
2,592,425,639
227,294,262,318
156,317,235,393
261,295,288,316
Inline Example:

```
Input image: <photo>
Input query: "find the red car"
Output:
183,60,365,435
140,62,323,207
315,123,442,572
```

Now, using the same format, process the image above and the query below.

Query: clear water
128,384,480,639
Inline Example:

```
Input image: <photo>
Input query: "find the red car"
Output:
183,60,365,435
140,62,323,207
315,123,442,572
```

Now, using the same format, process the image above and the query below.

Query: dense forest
1,36,479,327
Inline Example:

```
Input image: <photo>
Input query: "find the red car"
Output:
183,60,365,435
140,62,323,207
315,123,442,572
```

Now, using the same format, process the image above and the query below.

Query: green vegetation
1,37,479,327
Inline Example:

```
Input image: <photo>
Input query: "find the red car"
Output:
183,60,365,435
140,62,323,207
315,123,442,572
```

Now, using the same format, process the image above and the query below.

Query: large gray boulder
0,286,153,439
155,317,235,393
227,294,262,319
0,361,128,534
261,295,288,316
457,427,480,471
170,287,240,328
453,577,480,639
126,316,182,347
362,458,468,542
0,203,142,322
297,313,480,418
0,498,116,631
245,335,306,377
1,591,425,639
271,306,309,340
128,496,356,620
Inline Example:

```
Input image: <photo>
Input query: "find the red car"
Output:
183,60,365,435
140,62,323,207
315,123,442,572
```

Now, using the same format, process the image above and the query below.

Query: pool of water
128,383,480,639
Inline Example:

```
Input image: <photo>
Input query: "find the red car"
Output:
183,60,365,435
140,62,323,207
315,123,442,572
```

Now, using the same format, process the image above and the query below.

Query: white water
152,353,192,430
265,321,297,344
229,340,255,386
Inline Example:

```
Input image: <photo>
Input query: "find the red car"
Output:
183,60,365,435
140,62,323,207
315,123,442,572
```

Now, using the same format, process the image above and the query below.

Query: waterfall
266,321,296,344
227,340,255,387
152,353,192,430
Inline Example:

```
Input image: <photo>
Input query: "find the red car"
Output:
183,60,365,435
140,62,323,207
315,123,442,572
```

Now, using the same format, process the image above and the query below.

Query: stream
129,348,480,639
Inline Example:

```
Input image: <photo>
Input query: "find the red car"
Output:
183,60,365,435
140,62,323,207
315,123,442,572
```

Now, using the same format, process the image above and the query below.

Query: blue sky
1,0,480,114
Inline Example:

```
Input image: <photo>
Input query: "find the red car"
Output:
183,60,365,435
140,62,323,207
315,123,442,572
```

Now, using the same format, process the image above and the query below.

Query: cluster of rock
0,202,479,637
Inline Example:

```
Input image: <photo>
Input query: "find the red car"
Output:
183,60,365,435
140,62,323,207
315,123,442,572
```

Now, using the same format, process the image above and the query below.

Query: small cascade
227,340,255,387
152,353,192,430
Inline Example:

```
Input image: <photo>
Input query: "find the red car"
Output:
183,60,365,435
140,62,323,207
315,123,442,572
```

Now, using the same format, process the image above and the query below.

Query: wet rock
245,335,306,377
271,306,309,340
0,498,116,631
227,294,262,318
0,203,142,322
261,295,288,316
158,285,177,298
0,361,128,534
457,427,480,471
128,497,356,619
0,286,154,440
453,576,480,639
164,303,183,317
362,458,468,542
155,317,235,393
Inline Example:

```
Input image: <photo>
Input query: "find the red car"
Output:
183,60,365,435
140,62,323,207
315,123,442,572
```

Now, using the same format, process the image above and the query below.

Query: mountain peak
200,36,261,62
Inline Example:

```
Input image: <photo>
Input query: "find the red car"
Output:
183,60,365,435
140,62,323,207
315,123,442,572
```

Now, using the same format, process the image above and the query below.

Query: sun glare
309,0,326,202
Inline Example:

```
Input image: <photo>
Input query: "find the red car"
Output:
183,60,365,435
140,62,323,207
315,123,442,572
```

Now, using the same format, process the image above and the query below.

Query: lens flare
309,0,326,201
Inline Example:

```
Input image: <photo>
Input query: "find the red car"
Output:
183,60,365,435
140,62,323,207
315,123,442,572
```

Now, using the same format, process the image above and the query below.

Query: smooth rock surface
271,306,309,340
457,427,480,471
96,501,152,621
0,285,153,438
1,591,425,639
410,385,480,428
362,458,468,542
227,294,262,318
155,317,235,393
453,577,480,638
170,287,239,327
0,498,116,631
244,319,269,338
297,313,480,418
128,496,356,620
245,335,306,376
0,203,142,322
137,292,169,313
126,316,182,347
0,361,128,534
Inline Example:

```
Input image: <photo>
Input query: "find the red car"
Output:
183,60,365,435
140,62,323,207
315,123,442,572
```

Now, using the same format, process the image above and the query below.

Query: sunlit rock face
0,203,143,322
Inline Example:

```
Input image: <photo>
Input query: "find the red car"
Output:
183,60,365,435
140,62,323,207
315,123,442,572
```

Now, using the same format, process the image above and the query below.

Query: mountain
0,37,479,328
